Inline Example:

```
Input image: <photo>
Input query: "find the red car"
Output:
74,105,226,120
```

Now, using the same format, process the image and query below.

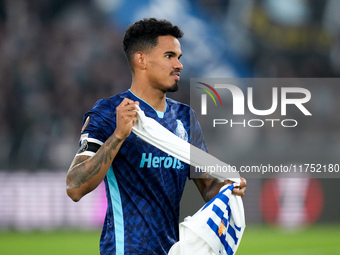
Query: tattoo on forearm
67,134,122,189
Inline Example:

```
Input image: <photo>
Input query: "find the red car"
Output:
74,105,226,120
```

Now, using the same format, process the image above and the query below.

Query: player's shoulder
84,90,129,123
166,97,198,118
92,91,129,111
166,97,192,112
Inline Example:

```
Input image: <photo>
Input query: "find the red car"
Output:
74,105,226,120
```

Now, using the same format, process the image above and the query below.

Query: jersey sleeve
77,99,116,157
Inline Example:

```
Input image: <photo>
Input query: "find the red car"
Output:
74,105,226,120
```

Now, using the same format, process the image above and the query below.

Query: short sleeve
77,99,116,156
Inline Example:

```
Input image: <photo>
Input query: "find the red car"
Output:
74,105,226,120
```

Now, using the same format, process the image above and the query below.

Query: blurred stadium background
0,0,340,254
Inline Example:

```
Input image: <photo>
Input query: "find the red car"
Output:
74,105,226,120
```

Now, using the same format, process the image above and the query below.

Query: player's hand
224,177,247,197
114,98,139,140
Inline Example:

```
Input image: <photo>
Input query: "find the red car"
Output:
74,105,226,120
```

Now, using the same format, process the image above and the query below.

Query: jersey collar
127,89,168,119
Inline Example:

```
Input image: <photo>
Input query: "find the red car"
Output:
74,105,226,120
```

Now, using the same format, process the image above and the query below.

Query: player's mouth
171,71,181,80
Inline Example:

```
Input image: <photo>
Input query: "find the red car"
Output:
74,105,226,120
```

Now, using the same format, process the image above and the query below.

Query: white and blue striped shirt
169,184,245,255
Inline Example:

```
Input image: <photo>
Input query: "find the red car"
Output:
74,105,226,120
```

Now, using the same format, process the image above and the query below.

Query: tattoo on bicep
68,135,122,189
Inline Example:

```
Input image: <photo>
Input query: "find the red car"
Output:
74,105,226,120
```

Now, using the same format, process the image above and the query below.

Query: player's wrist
113,130,128,141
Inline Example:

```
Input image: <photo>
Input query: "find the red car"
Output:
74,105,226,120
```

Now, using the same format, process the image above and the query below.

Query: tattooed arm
66,134,124,202
66,98,139,202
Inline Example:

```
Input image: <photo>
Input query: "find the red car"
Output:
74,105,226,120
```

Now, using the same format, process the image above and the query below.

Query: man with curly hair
66,18,246,254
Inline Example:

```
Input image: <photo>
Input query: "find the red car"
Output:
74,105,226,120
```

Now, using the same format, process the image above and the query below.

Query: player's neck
130,82,166,112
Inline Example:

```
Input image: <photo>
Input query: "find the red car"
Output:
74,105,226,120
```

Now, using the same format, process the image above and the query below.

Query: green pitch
237,224,340,255
0,225,339,255
0,230,102,255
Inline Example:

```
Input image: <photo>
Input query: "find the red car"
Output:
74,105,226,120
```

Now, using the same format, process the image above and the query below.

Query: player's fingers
117,102,139,118
120,98,136,107
234,177,247,189
224,177,246,188
223,179,234,185
121,103,138,112
240,177,247,188
123,109,139,122
232,177,246,197
232,186,246,197
120,112,138,126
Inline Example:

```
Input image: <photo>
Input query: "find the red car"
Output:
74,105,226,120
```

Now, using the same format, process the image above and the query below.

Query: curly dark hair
123,18,183,70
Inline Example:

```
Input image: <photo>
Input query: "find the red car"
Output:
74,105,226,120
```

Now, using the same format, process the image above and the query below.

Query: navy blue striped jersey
79,90,207,254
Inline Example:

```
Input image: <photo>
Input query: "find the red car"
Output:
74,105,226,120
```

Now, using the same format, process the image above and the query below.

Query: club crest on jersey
175,120,188,142
218,220,226,236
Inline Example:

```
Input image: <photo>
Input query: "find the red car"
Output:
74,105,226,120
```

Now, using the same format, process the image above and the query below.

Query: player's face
145,35,183,93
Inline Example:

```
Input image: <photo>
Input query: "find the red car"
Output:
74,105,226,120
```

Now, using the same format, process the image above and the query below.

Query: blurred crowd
0,0,132,169
0,0,339,170
222,0,340,77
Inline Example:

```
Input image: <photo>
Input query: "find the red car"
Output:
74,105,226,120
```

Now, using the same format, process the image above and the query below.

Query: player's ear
134,51,146,70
